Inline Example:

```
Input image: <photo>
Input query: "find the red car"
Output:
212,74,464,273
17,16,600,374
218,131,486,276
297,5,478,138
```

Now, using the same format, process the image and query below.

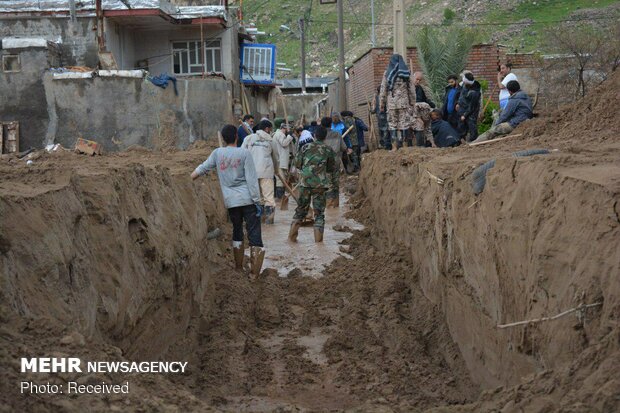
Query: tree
415,26,478,103
544,23,607,98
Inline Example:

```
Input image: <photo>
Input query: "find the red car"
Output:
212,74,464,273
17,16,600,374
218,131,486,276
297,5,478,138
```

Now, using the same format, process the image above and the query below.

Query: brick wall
345,45,504,146
464,44,502,95
505,52,542,69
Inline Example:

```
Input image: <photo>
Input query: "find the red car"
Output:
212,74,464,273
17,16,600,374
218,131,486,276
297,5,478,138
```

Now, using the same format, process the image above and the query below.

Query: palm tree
415,26,478,103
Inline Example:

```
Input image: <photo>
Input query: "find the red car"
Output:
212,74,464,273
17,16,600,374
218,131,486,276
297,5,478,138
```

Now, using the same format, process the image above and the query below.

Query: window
172,40,221,75
240,44,276,84
2,54,20,72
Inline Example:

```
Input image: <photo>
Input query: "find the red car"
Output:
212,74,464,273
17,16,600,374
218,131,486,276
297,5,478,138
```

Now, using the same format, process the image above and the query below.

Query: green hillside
241,0,620,77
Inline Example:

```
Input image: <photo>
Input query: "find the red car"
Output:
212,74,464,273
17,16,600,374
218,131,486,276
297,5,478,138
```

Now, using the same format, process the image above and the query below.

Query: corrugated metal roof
280,77,337,89
0,1,227,20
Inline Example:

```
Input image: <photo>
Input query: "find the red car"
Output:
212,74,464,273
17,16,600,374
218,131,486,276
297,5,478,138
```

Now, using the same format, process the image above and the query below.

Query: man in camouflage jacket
288,125,336,243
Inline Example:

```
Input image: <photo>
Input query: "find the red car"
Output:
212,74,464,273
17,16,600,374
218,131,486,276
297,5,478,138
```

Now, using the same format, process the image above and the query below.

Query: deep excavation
1,74,620,412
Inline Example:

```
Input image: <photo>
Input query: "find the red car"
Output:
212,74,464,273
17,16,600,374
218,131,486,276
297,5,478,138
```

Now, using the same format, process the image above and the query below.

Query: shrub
443,8,456,24
478,98,499,134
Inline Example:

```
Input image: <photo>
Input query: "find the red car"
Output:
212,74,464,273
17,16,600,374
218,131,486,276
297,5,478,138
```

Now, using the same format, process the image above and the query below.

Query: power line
346,0,364,27
307,14,620,28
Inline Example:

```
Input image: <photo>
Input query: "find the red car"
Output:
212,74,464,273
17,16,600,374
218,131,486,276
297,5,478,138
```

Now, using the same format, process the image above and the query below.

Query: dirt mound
0,147,477,412
518,69,620,145
1,72,619,412
352,72,620,411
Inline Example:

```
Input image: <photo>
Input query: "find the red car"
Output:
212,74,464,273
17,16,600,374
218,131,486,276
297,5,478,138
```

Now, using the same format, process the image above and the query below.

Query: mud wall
0,160,228,359
359,151,619,388
43,74,234,151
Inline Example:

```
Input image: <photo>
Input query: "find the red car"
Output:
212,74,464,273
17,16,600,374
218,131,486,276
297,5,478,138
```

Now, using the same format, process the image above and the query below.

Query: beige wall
106,21,238,80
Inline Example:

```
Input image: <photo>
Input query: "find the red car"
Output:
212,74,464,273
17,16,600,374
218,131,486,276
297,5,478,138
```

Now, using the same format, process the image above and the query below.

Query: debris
206,228,222,240
333,224,351,232
1,121,19,154
468,133,523,147
426,170,445,185
74,138,103,156
496,302,603,329
16,148,34,159
45,143,65,152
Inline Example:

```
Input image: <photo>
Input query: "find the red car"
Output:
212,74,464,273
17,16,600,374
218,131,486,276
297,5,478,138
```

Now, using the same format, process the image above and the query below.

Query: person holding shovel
273,121,294,207
191,125,264,279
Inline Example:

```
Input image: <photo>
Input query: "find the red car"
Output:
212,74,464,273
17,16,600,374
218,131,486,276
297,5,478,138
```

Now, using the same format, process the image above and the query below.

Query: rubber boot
288,219,302,242
314,227,324,243
415,130,426,147
280,194,289,211
264,206,275,225
274,186,284,200
249,246,265,279
390,129,398,151
326,194,340,208
232,241,244,270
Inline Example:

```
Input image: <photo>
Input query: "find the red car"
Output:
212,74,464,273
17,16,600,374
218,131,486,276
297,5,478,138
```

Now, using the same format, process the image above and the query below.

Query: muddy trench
1,143,619,412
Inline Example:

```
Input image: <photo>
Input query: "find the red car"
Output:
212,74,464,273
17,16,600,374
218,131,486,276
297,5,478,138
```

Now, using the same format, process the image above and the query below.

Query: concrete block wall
0,17,99,67
0,48,55,150
43,75,234,151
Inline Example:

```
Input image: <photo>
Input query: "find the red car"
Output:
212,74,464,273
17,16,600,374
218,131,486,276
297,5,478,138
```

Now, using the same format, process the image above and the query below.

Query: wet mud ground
186,177,479,412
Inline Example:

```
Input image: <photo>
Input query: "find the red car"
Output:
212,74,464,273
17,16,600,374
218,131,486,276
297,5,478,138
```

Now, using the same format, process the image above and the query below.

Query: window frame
2,54,21,73
171,39,222,76
240,43,276,85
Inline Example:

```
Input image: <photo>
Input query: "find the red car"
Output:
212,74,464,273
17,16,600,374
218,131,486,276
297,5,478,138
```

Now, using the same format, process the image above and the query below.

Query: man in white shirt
498,63,517,111
241,120,279,224
272,121,294,204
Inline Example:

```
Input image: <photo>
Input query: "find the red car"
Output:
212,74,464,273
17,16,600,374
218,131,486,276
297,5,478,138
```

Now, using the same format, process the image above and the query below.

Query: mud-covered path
188,180,479,412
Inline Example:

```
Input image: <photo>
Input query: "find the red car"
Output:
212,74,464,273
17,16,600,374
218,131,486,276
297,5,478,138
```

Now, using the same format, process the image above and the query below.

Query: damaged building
0,0,277,152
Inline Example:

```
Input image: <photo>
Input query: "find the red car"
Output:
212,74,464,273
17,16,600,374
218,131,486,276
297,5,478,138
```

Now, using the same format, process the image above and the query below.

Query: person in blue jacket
471,80,533,144
237,114,254,147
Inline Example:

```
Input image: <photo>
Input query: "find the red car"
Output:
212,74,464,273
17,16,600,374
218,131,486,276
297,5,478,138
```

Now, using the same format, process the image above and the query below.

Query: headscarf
298,130,314,149
386,54,411,91
460,70,474,86
462,74,474,86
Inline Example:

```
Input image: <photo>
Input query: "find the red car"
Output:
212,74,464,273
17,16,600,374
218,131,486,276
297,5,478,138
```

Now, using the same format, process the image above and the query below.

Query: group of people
190,55,535,279
372,55,534,148
192,113,352,278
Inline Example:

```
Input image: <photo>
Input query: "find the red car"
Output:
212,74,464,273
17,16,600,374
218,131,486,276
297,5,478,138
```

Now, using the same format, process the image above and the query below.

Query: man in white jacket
242,119,279,224
273,122,295,204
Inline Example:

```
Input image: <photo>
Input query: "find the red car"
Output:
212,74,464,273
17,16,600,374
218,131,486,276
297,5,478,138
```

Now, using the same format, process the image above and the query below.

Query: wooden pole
200,15,205,78
341,124,355,139
497,302,602,329
467,133,522,147
366,98,379,150
279,95,288,123
275,170,299,202
480,83,498,120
